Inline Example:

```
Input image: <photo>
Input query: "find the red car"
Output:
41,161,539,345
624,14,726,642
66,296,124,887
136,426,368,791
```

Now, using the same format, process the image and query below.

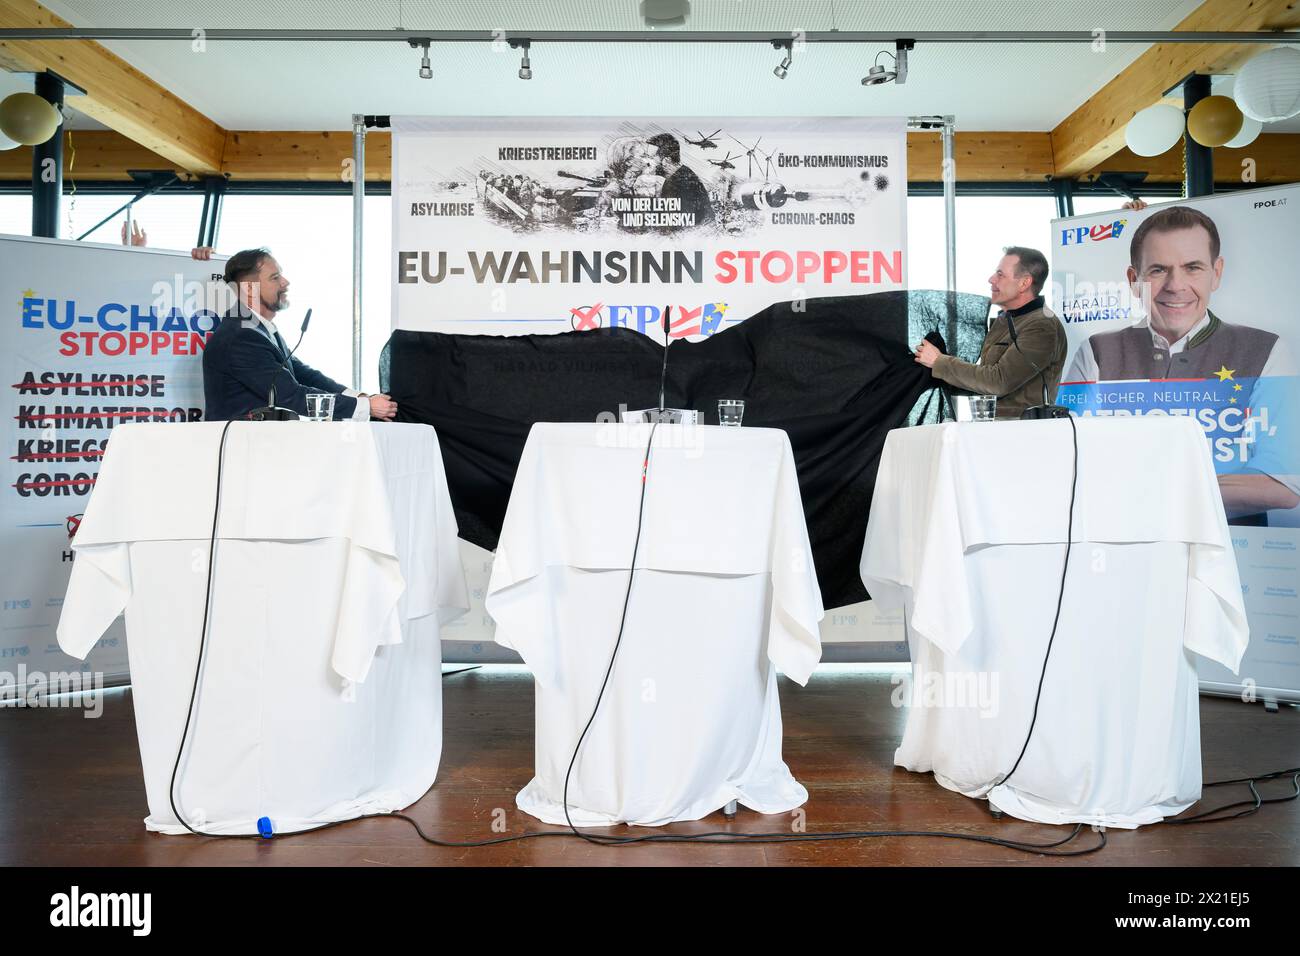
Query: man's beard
265,293,289,312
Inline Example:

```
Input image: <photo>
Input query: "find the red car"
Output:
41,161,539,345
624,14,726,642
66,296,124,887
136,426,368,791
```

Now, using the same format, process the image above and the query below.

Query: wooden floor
2,667,1297,866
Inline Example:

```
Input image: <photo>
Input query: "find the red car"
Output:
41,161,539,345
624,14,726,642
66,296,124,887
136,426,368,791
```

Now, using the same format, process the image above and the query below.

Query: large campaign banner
391,115,909,661
0,235,226,696
391,115,906,337
1052,185,1300,702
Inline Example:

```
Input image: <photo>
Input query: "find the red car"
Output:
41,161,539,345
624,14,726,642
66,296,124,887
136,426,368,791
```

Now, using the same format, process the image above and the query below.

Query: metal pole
2,28,1297,44
941,116,956,293
1183,74,1214,198
74,174,179,241
351,115,365,390
31,72,64,238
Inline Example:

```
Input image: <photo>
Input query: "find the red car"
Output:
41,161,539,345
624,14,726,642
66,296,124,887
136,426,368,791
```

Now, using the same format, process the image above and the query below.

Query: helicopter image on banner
684,129,723,149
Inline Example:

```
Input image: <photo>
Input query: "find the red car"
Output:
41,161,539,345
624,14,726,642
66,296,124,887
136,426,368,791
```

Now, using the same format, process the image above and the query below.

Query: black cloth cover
383,290,990,609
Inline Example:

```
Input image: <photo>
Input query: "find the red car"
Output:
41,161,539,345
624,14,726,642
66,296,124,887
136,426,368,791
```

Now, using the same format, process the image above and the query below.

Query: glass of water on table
970,395,997,422
305,392,335,421
718,400,745,427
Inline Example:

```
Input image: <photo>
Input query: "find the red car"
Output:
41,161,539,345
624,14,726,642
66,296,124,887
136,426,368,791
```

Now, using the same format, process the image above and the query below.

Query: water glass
305,392,335,422
971,395,997,422
718,399,745,427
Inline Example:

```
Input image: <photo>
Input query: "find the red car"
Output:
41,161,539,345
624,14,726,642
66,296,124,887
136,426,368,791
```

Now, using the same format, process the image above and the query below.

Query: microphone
658,304,671,414
623,305,692,425
250,306,313,421
1005,311,1070,420
287,308,312,362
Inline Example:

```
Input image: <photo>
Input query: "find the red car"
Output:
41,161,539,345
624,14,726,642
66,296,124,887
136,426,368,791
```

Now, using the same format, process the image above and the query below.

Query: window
63,192,206,251
218,195,393,394
907,195,1064,297
0,195,31,235
1071,195,1138,217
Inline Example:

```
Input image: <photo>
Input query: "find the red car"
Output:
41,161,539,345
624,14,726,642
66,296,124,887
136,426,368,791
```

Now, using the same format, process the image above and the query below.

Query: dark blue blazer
201,309,358,421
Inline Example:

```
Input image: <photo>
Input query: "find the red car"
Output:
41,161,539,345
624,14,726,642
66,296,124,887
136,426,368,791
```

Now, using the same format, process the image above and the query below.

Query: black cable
993,413,1079,792
169,418,234,837
169,415,1104,855
170,419,370,840
168,413,1281,856
559,419,660,844
1163,767,1300,826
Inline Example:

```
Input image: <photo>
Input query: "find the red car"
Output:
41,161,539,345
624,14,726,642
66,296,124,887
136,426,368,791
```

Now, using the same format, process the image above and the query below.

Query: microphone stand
249,307,313,421
658,304,671,416
1005,311,1070,420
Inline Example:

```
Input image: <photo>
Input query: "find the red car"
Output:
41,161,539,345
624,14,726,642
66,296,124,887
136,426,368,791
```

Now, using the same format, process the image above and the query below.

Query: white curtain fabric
861,417,1248,828
487,422,824,826
57,422,468,834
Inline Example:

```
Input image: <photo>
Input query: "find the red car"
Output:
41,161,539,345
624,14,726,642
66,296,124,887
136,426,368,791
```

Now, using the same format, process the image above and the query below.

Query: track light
408,38,433,79
772,39,793,80
862,40,913,87
516,40,532,80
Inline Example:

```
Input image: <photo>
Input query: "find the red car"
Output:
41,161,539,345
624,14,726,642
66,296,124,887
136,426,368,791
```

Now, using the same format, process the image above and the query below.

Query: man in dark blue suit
202,248,398,422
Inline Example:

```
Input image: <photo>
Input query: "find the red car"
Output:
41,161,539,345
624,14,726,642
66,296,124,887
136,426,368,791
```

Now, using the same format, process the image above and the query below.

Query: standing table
486,422,824,826
860,416,1248,828
57,421,468,834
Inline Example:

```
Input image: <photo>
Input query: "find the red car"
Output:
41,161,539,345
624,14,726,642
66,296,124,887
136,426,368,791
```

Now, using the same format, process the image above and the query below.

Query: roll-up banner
1052,184,1300,704
0,236,227,698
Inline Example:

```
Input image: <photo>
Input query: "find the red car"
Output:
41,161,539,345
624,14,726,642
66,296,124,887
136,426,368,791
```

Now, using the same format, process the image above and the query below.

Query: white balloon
1234,47,1300,122
1125,104,1185,157
0,129,19,151
1223,114,1263,149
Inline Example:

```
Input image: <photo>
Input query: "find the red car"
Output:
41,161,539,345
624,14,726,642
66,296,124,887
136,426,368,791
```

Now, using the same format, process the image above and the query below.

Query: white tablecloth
57,421,468,834
486,422,824,826
861,417,1248,828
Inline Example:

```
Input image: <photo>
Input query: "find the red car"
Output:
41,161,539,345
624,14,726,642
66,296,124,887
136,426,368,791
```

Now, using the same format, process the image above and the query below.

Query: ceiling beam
908,132,1055,182
1,129,1296,186
0,0,226,173
1052,0,1300,179
1086,133,1300,183
221,130,391,182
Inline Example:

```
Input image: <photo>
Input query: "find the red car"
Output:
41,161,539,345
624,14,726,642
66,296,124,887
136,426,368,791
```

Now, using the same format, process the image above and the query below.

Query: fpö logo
1060,219,1129,246
569,302,729,336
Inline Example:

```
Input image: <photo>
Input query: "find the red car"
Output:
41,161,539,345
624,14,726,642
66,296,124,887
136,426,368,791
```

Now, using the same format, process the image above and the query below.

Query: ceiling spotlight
515,40,532,80
642,0,690,27
862,40,913,87
772,39,793,80
408,38,433,79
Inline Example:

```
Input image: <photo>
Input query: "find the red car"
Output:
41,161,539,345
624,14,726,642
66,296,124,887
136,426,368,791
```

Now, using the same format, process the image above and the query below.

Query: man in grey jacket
914,246,1067,420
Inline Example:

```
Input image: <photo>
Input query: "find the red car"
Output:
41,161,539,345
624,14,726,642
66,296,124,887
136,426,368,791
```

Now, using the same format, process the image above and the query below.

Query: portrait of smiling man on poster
1065,204,1300,524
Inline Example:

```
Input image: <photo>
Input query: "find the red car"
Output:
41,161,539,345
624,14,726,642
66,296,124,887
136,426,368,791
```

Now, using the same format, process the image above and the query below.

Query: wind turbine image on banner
731,135,775,183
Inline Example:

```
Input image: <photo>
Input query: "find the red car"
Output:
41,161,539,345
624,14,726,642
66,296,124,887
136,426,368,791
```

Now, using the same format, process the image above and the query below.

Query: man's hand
1122,199,1148,211
368,393,398,421
121,221,147,246
914,339,942,369
191,246,215,260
